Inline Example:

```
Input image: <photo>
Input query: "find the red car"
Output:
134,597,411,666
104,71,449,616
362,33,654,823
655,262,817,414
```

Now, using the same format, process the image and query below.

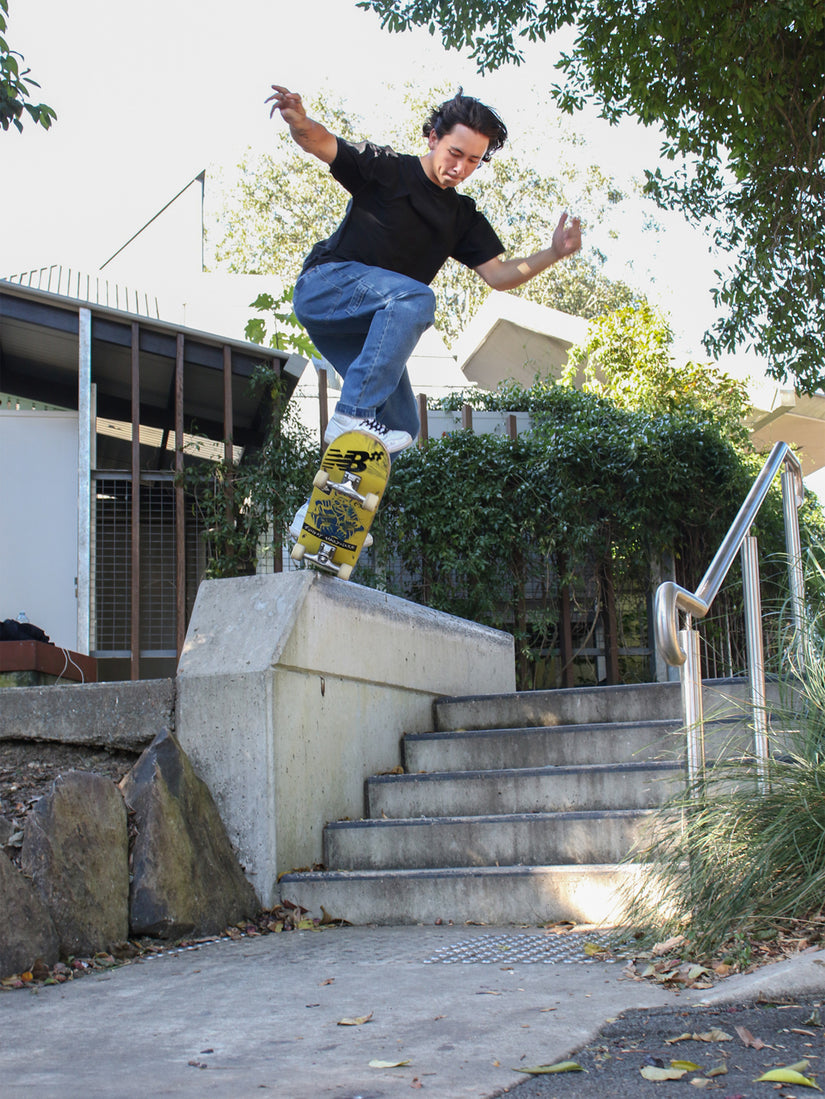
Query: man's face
423,124,490,189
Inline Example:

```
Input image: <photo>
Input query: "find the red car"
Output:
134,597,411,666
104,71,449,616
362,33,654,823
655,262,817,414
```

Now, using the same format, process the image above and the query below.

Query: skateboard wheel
291,543,306,562
362,492,380,513
313,470,330,490
337,563,353,581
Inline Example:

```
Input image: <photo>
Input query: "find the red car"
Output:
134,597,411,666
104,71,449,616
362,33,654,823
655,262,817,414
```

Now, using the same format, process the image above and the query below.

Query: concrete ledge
175,571,515,905
0,679,174,750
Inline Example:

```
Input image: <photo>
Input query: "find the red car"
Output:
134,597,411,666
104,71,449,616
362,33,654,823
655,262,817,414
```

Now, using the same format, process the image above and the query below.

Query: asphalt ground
505,998,825,1098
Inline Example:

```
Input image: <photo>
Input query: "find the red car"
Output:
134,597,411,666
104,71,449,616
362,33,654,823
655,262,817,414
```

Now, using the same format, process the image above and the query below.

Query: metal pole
679,624,705,790
741,535,769,791
77,307,93,655
781,467,806,668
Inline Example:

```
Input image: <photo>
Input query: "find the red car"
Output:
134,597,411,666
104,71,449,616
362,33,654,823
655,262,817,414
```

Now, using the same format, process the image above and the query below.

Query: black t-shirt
301,137,505,286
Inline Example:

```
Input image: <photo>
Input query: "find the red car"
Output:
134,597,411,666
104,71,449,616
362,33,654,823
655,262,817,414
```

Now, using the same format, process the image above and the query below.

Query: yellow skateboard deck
290,430,391,580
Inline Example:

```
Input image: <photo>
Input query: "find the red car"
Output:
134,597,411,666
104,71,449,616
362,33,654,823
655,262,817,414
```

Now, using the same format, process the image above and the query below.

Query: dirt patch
0,740,140,853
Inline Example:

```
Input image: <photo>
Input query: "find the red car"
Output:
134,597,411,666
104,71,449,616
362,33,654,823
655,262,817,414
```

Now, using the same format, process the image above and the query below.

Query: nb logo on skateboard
325,447,385,473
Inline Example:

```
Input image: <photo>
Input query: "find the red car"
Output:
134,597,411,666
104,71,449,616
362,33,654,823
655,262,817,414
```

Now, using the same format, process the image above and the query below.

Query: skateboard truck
292,540,353,581
314,469,380,512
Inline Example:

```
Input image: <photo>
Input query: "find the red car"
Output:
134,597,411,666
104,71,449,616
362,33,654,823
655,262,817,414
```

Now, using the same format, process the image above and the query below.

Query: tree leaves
359,0,825,392
0,0,55,133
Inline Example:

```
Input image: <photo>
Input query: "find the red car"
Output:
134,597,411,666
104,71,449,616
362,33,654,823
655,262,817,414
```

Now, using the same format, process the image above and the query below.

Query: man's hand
551,212,582,261
266,85,306,127
265,84,338,164
474,211,583,292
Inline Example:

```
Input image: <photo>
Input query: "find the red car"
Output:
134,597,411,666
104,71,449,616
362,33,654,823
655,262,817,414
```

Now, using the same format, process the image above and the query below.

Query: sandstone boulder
121,729,258,938
0,846,60,977
20,771,129,956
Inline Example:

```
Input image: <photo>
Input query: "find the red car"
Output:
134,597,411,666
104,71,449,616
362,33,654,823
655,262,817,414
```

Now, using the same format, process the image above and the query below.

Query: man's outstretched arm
474,213,582,291
267,85,338,164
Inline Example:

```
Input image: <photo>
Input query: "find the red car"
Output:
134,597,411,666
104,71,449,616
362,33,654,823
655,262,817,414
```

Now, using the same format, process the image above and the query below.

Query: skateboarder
268,84,582,539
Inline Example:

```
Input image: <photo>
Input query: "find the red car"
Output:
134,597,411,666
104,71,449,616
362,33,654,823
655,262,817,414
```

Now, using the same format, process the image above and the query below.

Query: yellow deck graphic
291,430,391,580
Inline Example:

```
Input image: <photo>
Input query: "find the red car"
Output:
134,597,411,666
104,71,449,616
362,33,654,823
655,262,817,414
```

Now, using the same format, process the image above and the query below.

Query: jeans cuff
335,401,376,419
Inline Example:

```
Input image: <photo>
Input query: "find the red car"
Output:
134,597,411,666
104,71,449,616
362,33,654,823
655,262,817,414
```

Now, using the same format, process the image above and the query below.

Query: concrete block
175,571,515,905
0,679,174,750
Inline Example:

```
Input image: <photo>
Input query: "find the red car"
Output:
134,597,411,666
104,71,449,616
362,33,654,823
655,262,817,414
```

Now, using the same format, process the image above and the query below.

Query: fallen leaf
652,934,686,955
671,1060,701,1071
706,1062,728,1077
666,1032,695,1045
338,1012,374,1026
685,964,712,982
755,1067,821,1089
693,1029,733,1043
690,1079,712,1089
369,1059,411,1068
735,1025,767,1049
583,942,606,956
789,1060,812,1072
516,1061,584,1075
641,1065,687,1081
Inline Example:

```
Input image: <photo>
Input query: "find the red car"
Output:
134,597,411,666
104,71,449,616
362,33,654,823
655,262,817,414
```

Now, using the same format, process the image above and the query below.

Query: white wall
0,411,79,648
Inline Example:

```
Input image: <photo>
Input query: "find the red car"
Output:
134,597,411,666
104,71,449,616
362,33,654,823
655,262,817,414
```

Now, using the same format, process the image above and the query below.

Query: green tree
209,85,643,345
359,0,825,394
566,302,750,437
1,0,55,132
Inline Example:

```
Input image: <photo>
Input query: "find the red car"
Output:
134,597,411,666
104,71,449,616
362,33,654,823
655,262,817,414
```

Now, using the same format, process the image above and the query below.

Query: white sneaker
324,411,412,454
288,500,373,549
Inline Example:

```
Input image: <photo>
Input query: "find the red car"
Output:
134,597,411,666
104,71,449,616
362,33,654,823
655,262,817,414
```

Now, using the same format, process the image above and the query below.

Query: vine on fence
363,380,825,690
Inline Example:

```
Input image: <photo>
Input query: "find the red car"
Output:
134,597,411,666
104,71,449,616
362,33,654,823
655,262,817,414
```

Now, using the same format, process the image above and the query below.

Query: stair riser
404,724,681,773
433,679,775,733
280,864,656,926
325,812,659,870
367,766,682,819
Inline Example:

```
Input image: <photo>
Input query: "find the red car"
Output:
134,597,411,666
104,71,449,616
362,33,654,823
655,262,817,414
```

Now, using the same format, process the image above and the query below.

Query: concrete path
1,925,823,1098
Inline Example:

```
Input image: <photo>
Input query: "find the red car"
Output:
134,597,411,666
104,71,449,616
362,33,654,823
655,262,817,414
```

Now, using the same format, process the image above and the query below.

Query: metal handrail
654,441,806,789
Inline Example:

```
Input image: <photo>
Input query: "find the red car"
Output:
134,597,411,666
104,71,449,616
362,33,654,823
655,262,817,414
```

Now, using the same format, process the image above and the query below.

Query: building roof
0,278,305,458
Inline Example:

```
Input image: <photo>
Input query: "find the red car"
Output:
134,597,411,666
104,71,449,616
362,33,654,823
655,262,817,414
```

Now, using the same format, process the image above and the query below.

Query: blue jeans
293,261,436,440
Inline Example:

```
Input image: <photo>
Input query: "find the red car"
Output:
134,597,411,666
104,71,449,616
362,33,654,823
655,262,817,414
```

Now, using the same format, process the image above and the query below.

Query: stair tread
407,718,681,739
281,862,641,881
327,807,658,829
370,759,683,782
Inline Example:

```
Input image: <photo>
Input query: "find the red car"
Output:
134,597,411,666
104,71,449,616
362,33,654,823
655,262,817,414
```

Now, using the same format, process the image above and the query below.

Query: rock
20,771,129,956
121,729,258,939
0,847,59,977
0,814,14,847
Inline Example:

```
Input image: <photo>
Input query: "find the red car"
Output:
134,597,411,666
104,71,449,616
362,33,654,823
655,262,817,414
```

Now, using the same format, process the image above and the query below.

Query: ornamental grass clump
625,610,825,960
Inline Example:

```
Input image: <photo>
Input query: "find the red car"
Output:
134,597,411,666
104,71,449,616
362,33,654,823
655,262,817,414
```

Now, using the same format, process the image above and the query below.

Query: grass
623,611,825,962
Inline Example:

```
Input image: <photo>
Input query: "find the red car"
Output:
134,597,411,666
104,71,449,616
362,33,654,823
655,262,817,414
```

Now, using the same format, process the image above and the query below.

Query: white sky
2,0,727,353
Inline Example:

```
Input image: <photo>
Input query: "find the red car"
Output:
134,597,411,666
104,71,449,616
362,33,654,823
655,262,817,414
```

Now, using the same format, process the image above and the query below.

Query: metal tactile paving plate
422,932,625,965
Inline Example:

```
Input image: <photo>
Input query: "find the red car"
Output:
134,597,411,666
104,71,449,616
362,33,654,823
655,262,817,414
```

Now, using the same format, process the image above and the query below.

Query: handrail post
680,624,704,789
782,466,806,667
741,534,769,791
655,443,805,796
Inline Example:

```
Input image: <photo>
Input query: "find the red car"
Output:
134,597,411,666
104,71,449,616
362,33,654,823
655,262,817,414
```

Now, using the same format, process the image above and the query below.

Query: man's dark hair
422,88,507,162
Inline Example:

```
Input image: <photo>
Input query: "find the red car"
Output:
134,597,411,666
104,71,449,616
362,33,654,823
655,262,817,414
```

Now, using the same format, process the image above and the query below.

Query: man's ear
427,129,439,150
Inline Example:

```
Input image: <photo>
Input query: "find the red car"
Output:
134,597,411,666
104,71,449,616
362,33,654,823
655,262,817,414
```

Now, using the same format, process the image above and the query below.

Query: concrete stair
279,678,755,926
